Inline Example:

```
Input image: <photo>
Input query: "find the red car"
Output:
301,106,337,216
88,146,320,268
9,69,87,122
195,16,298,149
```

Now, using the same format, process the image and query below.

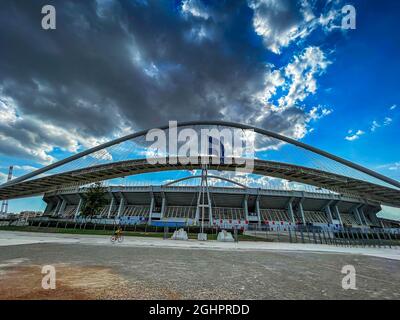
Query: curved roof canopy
1,121,399,206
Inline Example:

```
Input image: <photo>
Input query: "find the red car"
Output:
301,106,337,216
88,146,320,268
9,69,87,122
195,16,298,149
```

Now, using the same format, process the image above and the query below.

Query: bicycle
110,233,124,243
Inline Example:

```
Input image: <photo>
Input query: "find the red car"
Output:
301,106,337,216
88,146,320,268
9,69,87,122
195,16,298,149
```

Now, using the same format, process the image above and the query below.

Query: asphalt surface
0,231,399,299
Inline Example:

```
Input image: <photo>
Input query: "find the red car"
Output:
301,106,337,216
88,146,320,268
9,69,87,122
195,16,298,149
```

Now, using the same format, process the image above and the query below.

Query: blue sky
0,0,399,218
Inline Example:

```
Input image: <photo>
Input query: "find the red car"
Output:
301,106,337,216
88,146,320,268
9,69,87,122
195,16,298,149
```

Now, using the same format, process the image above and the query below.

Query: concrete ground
0,231,399,299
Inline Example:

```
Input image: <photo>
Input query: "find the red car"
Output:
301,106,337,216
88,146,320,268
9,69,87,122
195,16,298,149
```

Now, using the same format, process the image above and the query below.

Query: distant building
19,211,43,220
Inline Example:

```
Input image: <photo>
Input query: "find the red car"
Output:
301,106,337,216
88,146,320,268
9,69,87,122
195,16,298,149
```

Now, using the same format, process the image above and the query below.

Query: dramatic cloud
279,46,330,109
181,0,210,20
0,0,342,165
248,0,315,54
248,0,343,54
0,97,110,164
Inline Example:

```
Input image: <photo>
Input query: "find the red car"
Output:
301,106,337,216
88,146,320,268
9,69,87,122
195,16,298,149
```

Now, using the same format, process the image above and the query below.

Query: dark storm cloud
0,0,335,163
0,0,266,130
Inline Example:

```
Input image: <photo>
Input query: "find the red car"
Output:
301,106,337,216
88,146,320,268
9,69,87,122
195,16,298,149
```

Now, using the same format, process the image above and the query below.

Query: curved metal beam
163,174,248,188
3,120,400,189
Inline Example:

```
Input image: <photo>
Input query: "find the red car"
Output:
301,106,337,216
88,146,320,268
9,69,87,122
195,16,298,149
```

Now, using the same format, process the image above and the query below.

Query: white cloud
371,120,380,132
384,117,392,126
250,46,332,149
279,46,330,109
308,105,332,121
0,95,113,165
370,115,393,133
207,171,333,193
181,0,210,20
9,165,38,172
377,162,400,172
345,129,364,141
255,68,285,104
389,162,400,171
248,0,342,54
248,0,314,54
390,104,397,110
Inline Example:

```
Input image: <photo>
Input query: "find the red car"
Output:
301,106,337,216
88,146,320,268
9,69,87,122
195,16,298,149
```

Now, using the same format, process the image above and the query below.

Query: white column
354,206,363,225
334,205,343,226
255,198,261,224
287,200,295,223
325,205,333,224
160,196,166,219
75,197,82,220
53,199,61,216
195,187,201,223
298,201,306,224
107,196,115,218
58,198,67,216
117,195,125,217
243,196,249,221
207,190,213,223
148,195,154,223
359,207,368,225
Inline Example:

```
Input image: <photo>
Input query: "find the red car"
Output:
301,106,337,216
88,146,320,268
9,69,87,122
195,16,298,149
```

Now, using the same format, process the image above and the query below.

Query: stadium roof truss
1,121,400,207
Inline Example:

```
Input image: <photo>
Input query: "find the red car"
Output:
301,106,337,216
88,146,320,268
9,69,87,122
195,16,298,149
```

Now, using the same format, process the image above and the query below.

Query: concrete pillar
298,201,306,224
255,198,261,224
58,198,67,216
195,187,201,223
75,196,83,220
354,206,363,225
287,200,295,223
243,196,249,221
325,205,333,224
117,195,125,217
334,205,343,226
160,196,166,219
148,194,154,223
207,191,213,223
53,199,61,216
107,195,115,219
359,207,368,226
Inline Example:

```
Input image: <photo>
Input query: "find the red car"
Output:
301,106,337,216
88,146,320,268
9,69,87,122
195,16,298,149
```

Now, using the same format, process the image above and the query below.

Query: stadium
1,121,400,239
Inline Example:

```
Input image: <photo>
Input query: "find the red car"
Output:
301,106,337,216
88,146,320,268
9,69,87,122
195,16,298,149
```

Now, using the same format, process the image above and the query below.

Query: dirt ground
0,263,184,300
0,242,399,300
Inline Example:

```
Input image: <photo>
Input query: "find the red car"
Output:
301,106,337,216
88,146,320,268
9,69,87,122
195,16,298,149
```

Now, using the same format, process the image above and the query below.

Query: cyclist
114,225,123,239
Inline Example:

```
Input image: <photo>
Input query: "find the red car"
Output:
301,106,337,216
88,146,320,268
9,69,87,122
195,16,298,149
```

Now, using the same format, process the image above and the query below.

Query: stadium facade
42,184,398,230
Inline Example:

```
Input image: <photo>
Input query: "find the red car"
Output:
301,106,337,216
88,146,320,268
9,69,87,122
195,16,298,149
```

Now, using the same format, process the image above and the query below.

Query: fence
2,217,399,248
246,224,400,248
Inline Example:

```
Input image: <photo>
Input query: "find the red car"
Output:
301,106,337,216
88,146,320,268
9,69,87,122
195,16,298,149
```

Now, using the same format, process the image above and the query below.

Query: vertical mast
1,166,13,214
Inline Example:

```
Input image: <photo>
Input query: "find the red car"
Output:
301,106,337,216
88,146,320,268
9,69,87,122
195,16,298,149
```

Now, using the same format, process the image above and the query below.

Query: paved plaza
0,231,399,299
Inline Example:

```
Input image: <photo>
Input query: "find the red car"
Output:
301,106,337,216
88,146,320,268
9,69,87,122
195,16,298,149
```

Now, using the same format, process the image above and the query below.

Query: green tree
80,182,108,218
